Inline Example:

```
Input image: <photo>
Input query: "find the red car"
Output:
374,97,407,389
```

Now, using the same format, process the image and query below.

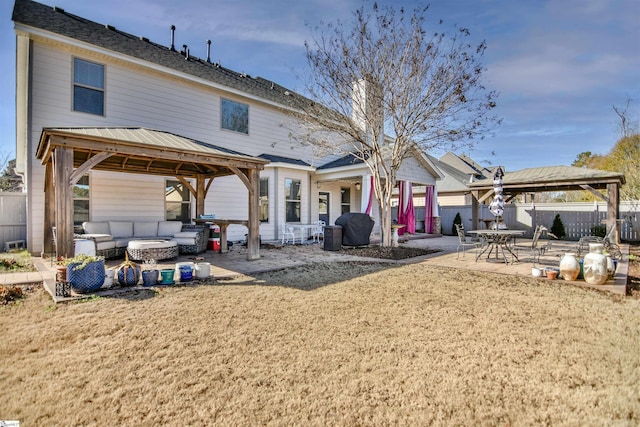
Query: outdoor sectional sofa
77,221,207,259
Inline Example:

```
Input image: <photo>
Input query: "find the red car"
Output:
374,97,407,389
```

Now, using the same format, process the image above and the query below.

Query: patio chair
456,224,482,259
313,220,326,243
281,222,295,245
513,224,549,264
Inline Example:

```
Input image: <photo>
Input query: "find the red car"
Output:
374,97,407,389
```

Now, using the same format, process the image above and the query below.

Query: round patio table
468,229,525,264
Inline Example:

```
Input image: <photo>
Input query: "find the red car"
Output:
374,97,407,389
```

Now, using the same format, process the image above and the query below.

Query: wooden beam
47,135,267,171
195,174,206,217
70,152,113,184
477,189,494,204
53,147,74,258
579,184,609,203
607,183,620,244
43,161,54,257
246,167,260,261
229,166,251,190
471,190,480,231
176,177,196,196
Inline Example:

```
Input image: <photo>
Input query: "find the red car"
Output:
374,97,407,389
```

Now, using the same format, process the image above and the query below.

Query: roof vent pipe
183,44,189,60
206,40,212,63
170,25,176,51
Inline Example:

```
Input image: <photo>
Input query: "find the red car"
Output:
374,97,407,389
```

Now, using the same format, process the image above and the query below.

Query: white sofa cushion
109,221,134,238
158,221,183,237
95,240,116,251
83,221,110,235
173,237,197,245
134,221,159,238
173,231,198,239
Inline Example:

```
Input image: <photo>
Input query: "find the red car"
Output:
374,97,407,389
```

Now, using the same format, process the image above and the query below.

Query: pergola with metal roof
467,166,626,242
36,127,269,260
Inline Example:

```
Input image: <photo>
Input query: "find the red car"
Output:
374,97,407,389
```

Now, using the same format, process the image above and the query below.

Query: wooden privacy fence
0,192,27,251
439,201,640,241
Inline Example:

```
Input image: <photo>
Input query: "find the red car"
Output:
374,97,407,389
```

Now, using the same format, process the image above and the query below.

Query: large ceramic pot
116,264,141,287
67,260,106,294
559,253,580,281
583,243,608,285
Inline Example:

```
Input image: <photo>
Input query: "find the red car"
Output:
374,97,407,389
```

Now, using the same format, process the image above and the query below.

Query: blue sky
1,0,638,172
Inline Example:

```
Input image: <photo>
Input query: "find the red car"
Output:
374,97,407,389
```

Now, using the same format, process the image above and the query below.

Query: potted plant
141,259,159,287
115,252,141,287
64,253,106,294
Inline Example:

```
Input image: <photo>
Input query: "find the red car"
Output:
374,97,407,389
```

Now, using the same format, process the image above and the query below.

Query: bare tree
0,152,23,192
612,98,639,138
296,3,499,246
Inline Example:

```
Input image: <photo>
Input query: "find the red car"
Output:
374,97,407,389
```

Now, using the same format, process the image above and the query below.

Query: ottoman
127,240,179,261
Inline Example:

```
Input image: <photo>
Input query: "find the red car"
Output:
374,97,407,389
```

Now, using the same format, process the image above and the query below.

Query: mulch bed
339,246,441,260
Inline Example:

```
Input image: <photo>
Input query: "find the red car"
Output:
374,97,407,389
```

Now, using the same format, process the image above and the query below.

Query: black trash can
324,225,342,251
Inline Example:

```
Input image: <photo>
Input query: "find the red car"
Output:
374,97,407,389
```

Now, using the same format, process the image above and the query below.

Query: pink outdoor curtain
397,180,406,235
405,183,415,234
425,185,435,234
365,176,374,215
396,181,415,235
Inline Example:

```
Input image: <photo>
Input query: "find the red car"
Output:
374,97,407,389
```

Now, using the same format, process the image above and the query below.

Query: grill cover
335,213,375,246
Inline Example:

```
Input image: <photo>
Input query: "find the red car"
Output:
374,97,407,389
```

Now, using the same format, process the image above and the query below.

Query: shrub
590,224,606,237
0,285,24,305
452,212,462,235
551,214,566,239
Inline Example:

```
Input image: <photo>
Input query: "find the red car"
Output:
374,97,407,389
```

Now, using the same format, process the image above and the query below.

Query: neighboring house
12,0,441,254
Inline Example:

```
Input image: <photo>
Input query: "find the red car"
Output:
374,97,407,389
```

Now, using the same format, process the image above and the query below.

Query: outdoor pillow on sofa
109,221,134,238
134,221,159,238
157,221,183,237
173,231,199,246
81,221,113,242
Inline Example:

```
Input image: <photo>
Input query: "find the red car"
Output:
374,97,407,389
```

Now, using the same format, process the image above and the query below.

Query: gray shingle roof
12,0,309,110
317,154,365,170
258,154,310,167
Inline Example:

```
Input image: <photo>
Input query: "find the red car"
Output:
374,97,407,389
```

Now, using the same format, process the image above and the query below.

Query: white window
260,178,269,222
285,178,301,222
165,180,191,223
73,58,105,115
73,174,90,225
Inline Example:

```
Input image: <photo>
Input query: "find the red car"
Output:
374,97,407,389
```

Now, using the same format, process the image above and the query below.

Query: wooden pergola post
247,168,260,260
607,183,620,244
43,161,55,257
53,147,74,258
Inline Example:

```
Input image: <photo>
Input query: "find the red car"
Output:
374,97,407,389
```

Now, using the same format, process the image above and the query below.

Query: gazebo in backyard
36,127,269,260
467,166,626,242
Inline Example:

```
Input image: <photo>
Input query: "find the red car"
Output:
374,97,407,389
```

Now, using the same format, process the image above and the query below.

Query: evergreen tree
551,214,566,239
452,212,462,235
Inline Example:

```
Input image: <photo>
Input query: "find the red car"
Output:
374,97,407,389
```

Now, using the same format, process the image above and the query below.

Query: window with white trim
73,58,105,115
285,178,301,222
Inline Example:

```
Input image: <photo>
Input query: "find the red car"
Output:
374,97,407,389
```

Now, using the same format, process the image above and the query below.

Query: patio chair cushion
83,233,113,243
83,221,110,235
158,221,183,237
109,221,134,238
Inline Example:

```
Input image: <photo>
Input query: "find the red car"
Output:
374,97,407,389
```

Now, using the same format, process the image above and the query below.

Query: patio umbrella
489,166,505,226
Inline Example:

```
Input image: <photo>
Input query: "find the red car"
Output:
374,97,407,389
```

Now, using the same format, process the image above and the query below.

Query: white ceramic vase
559,253,580,281
583,243,608,285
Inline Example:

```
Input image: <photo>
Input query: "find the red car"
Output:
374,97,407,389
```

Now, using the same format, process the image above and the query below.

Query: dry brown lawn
1,261,639,426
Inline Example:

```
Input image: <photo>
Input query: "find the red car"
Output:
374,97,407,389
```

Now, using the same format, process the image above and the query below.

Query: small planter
159,269,175,285
142,269,159,287
545,268,558,280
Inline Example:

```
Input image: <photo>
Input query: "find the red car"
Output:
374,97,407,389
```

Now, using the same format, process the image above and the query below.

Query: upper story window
73,58,105,115
221,98,249,134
